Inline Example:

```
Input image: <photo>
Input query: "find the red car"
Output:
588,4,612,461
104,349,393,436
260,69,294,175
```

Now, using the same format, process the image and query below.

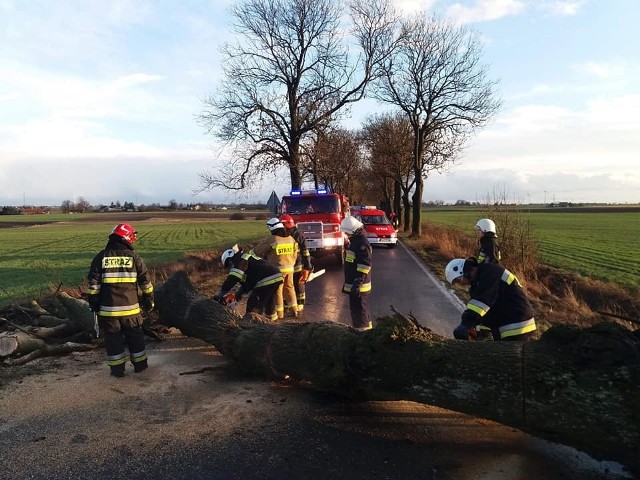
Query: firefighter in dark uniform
445,257,537,341
280,214,313,314
87,223,154,377
214,245,284,322
475,218,501,264
340,216,373,331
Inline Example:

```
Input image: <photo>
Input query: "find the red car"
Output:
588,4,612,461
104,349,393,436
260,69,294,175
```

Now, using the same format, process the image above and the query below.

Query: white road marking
398,240,465,313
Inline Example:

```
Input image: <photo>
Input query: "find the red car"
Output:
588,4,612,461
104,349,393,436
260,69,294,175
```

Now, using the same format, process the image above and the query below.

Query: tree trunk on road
155,271,640,473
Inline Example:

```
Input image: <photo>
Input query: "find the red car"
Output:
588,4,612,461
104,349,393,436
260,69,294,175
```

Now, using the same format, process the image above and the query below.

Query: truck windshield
282,196,340,215
362,215,390,225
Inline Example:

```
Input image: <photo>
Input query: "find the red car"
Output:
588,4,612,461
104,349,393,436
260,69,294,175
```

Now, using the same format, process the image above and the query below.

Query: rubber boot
133,359,148,373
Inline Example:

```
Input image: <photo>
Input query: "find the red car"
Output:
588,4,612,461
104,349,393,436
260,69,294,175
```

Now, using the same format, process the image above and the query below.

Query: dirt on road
0,328,632,480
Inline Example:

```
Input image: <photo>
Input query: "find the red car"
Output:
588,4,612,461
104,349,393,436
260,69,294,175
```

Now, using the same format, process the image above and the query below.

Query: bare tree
361,112,414,230
373,15,501,237
304,128,369,201
197,0,399,193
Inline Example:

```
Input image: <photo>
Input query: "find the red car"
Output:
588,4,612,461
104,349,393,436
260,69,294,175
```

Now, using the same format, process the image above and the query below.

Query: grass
0,214,268,305
421,208,640,290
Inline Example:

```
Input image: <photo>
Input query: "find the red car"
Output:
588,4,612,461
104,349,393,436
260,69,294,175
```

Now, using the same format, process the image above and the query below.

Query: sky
1,0,639,207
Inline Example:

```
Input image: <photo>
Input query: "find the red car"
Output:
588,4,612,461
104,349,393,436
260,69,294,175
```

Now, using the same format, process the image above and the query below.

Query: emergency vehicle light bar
289,188,330,195
360,205,377,210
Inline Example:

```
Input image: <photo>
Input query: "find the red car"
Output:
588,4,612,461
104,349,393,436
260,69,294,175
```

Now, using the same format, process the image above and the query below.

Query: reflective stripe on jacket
252,235,299,274
220,251,284,293
342,230,372,295
460,263,535,339
87,236,153,319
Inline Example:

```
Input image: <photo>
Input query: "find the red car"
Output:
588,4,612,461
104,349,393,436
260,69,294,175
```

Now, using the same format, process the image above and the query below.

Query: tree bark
154,271,640,472
0,331,46,357
3,342,100,366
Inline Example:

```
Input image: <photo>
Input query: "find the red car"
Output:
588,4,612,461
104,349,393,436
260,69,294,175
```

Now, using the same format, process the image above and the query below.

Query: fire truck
280,188,350,264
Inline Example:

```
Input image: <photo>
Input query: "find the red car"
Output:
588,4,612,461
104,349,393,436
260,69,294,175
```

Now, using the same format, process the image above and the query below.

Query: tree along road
303,241,464,334
0,241,632,480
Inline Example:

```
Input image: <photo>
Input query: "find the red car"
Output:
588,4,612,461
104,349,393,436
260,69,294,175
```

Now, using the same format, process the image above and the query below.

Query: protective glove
350,278,363,297
213,290,224,302
453,324,471,340
235,287,245,302
141,296,155,312
87,296,100,313
299,269,311,284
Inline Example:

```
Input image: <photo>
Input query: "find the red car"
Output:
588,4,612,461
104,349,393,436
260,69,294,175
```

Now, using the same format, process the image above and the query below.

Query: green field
421,207,640,289
0,213,267,305
1,208,638,306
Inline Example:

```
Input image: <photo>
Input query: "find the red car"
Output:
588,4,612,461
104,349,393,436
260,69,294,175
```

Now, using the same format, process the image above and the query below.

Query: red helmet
280,214,295,229
111,223,137,243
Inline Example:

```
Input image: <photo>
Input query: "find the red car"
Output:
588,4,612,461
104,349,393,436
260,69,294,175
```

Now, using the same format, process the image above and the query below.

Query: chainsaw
302,268,325,283
220,293,237,307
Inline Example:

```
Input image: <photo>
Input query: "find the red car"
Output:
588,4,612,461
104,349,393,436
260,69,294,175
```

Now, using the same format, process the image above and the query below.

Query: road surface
304,241,464,335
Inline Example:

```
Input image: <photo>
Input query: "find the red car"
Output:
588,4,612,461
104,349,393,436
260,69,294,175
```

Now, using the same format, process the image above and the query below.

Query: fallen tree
0,292,99,362
155,271,640,473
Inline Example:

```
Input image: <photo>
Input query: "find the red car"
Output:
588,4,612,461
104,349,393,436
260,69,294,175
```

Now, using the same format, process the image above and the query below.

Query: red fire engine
280,188,350,264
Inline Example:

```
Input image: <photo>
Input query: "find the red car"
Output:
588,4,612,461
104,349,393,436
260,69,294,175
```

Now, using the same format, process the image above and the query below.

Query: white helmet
445,258,467,284
266,217,284,231
340,216,364,235
475,218,496,234
221,243,240,267
221,248,237,267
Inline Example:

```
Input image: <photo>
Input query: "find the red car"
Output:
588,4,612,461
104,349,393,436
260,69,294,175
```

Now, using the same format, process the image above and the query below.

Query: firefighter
475,218,501,264
280,214,313,313
213,245,283,321
340,216,373,331
87,223,154,377
445,257,537,341
389,211,399,229
252,218,299,319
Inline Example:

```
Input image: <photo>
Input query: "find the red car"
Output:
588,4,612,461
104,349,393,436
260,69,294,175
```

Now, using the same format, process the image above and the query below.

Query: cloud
575,61,627,80
445,0,527,23
540,1,583,16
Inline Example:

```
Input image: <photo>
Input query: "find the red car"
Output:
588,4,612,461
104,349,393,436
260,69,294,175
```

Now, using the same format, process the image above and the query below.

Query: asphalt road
303,241,464,336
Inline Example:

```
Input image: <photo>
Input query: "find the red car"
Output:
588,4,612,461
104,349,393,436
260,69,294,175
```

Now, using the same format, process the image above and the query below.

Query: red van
353,206,397,248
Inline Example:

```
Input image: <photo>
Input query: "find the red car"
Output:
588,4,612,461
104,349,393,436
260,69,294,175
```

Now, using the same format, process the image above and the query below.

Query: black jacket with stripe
220,251,283,294
461,262,535,339
342,230,372,295
87,235,154,320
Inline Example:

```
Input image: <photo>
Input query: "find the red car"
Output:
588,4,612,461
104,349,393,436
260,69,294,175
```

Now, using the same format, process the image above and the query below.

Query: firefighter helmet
475,218,496,234
340,216,364,235
221,248,236,268
445,258,467,284
280,214,296,229
111,223,137,243
266,217,284,231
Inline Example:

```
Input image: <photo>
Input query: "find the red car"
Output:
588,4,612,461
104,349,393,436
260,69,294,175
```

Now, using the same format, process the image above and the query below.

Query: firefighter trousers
293,270,306,311
100,316,148,376
275,272,298,319
246,283,280,322
349,292,372,329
